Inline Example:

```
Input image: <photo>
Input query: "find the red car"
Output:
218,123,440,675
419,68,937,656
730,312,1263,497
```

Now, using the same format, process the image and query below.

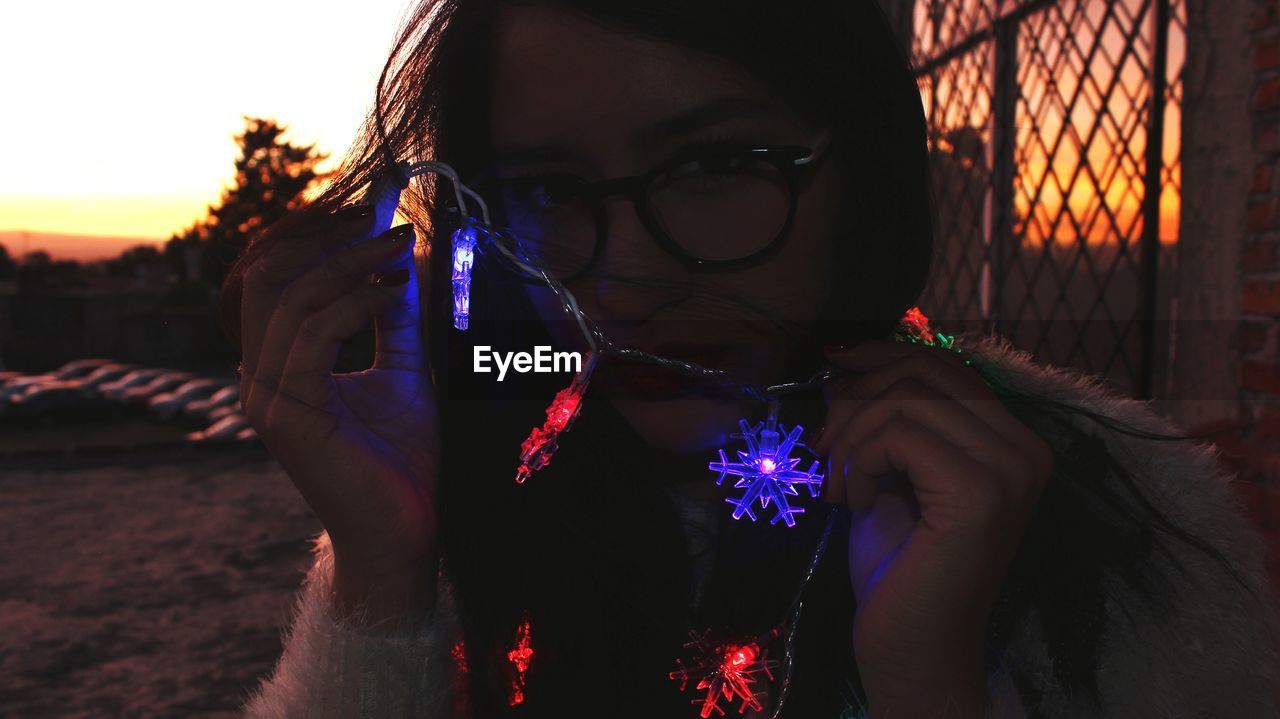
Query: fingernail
374,268,410,286
334,203,373,221
381,224,415,244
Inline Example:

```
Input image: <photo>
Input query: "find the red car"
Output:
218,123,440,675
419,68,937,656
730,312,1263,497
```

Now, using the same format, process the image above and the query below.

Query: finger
248,224,414,407
815,371,872,456
274,280,409,411
821,389,876,512
824,340,1033,448
372,226,426,372
826,440,876,512
816,339,969,450
848,416,1011,534
825,379,1007,512
829,338,975,377
822,449,846,505
846,472,917,596
240,204,378,383
837,379,1032,494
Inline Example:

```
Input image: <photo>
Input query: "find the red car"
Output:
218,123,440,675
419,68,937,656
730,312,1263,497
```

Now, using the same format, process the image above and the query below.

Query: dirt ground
0,445,321,718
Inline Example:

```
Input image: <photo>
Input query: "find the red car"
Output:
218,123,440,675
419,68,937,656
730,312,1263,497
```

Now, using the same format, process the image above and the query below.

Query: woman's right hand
238,204,440,627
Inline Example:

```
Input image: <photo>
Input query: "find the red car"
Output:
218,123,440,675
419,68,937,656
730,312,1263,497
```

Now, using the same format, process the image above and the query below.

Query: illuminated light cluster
894,305,959,352
452,224,478,330
450,640,468,673
507,615,534,706
709,417,823,528
897,306,935,344
515,374,589,483
670,630,779,718
448,639,472,715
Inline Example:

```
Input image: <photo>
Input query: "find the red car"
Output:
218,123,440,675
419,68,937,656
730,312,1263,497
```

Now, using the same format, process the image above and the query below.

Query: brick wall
1220,0,1280,596
1246,1,1280,396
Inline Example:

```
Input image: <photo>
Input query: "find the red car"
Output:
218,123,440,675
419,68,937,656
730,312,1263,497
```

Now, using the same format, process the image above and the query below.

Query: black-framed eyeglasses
470,131,832,284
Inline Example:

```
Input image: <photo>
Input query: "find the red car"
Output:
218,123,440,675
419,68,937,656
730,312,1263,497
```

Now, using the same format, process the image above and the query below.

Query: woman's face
488,4,844,452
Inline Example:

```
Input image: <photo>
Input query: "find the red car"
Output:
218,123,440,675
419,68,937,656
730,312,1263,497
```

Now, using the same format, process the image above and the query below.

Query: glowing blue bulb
709,419,824,528
452,224,478,330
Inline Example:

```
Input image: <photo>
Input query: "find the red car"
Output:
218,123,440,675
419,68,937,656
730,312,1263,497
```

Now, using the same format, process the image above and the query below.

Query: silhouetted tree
21,250,52,268
18,250,84,289
102,244,166,279
167,117,327,288
0,244,15,280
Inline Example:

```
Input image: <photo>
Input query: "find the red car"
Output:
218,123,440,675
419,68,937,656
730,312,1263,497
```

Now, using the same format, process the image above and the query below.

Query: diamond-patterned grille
912,0,1183,398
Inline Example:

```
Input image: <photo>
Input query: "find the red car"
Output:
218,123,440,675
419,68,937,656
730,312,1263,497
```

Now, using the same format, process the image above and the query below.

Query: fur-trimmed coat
241,332,1280,717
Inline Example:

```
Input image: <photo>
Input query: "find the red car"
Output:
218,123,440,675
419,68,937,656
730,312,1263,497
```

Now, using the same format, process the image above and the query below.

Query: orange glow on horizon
0,0,415,261
6,0,1186,262
915,0,1185,250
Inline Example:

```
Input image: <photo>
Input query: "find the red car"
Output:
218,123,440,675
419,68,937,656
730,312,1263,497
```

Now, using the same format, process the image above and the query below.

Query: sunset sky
0,0,415,260
2,0,1184,262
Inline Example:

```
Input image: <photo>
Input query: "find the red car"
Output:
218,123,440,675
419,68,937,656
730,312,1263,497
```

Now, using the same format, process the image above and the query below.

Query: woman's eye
528,185,555,209
503,181,569,212
674,155,746,179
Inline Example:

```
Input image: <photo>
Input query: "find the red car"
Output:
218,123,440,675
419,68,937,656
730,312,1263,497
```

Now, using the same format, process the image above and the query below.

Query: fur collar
953,331,1280,717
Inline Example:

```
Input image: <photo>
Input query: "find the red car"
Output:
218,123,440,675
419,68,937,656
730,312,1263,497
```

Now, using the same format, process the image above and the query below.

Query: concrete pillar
1166,0,1252,429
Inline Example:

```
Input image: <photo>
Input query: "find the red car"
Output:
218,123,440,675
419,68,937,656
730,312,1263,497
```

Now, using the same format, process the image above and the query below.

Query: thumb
847,471,918,598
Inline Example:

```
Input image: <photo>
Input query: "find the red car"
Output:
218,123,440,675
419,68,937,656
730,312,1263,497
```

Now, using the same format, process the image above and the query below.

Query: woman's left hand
813,339,1052,717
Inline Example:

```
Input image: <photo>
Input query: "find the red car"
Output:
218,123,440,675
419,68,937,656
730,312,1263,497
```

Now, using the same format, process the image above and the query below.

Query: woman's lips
608,365,699,398
604,343,733,399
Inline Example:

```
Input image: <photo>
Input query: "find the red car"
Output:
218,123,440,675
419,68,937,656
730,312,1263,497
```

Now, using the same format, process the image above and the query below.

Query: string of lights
366,160,964,717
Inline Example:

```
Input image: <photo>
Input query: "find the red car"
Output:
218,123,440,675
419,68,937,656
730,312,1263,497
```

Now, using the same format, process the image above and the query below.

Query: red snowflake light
507,615,534,706
670,629,780,718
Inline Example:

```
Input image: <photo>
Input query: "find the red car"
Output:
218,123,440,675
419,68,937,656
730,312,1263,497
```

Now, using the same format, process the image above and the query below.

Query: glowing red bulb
450,640,468,673
727,645,756,668
507,616,533,706
899,306,936,344
672,632,777,718
515,380,588,483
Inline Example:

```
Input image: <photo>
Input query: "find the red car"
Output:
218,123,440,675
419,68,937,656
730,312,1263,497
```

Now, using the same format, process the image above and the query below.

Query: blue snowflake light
709,415,824,528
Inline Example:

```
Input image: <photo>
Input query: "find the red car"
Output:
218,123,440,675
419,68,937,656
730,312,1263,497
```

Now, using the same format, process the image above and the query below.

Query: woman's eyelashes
667,132,757,156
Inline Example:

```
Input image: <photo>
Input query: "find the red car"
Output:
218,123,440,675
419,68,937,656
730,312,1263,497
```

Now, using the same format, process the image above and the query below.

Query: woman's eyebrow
489,96,782,169
635,95,781,147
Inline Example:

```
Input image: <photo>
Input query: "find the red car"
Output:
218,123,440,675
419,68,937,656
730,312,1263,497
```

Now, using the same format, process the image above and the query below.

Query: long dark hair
218,0,1257,716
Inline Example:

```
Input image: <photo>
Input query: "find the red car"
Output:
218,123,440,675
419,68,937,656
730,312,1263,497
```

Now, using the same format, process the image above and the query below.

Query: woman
224,0,1280,716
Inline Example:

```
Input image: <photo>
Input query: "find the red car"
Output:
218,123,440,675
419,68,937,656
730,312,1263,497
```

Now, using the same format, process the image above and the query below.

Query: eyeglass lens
492,152,792,279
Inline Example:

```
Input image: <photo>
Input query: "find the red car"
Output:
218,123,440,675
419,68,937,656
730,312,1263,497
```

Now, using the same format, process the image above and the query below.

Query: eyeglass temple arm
795,130,834,166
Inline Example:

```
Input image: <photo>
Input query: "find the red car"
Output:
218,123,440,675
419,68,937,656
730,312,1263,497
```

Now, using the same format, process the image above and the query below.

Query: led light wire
398,160,849,405
767,504,840,718
398,160,846,715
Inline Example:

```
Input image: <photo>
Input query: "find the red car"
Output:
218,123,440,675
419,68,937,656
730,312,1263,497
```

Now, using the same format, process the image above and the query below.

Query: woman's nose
586,198,691,322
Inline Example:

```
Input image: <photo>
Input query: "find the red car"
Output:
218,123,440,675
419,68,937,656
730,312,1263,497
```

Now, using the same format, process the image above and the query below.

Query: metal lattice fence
911,0,1184,399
